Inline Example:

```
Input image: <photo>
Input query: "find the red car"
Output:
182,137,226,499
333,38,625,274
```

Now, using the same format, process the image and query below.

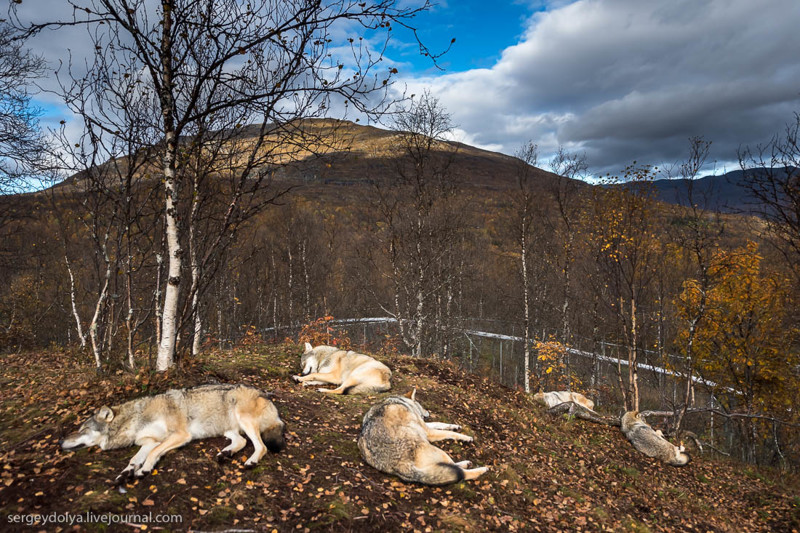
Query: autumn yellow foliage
676,242,799,414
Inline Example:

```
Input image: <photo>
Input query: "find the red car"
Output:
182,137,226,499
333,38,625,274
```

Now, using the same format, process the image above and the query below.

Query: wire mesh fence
315,317,797,469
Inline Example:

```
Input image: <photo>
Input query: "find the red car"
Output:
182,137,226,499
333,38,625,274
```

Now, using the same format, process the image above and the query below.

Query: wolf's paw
216,450,233,463
243,461,258,470
114,468,134,485
292,375,303,383
134,468,152,479
455,460,472,468
462,435,474,443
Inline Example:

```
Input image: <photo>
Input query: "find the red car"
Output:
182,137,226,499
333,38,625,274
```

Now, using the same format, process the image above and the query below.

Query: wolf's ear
304,342,313,352
404,388,417,401
97,406,114,422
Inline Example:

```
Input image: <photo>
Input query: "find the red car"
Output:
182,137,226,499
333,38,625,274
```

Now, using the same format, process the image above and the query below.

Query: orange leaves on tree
297,316,351,349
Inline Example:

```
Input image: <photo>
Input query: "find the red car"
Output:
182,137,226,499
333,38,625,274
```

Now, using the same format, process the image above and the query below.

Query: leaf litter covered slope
0,345,798,532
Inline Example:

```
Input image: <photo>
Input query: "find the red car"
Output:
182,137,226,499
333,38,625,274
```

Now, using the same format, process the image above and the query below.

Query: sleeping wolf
620,411,690,466
292,342,392,395
60,384,286,483
357,389,488,485
533,390,595,410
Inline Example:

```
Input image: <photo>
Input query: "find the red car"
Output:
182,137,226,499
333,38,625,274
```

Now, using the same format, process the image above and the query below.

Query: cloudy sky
23,0,800,178
390,0,800,176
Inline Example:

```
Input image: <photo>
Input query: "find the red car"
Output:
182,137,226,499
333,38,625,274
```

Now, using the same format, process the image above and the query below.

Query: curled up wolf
358,389,488,485
60,384,286,484
292,342,392,395
620,410,690,466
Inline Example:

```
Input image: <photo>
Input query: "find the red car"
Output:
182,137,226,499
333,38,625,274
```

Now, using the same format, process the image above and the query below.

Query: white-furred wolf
358,389,488,485
533,390,595,411
60,384,286,483
292,343,392,395
620,411,690,466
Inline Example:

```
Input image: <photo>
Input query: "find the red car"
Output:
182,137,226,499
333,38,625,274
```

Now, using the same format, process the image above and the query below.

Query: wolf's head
299,342,319,375
620,410,645,435
60,406,115,451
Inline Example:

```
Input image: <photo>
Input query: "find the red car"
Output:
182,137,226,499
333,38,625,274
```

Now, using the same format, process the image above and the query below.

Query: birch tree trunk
89,245,112,370
521,210,531,394
155,0,180,371
65,254,87,349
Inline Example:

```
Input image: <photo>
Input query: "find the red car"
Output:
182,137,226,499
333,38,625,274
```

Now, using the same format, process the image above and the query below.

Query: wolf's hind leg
426,422,462,431
116,438,159,484
316,384,348,394
425,428,474,443
137,430,192,476
461,466,489,481
216,430,247,462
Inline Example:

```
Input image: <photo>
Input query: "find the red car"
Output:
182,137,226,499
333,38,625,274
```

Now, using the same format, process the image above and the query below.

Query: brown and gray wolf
357,389,488,485
533,390,595,410
292,342,392,395
60,384,286,484
620,411,690,466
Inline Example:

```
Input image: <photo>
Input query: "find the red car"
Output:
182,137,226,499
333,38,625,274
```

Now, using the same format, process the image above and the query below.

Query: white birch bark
65,254,87,349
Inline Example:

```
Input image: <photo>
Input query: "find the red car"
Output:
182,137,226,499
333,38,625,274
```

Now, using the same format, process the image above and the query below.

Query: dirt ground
1,344,798,532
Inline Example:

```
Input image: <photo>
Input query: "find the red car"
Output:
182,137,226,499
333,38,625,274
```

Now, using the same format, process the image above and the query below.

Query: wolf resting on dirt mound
620,410,690,466
60,384,286,484
358,389,488,485
292,343,392,395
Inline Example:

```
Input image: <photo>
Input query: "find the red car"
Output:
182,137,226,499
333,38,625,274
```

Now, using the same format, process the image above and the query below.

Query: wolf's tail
262,420,286,453
406,463,465,486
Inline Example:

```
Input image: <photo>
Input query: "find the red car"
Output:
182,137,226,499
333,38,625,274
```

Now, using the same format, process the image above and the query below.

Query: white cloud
398,0,800,176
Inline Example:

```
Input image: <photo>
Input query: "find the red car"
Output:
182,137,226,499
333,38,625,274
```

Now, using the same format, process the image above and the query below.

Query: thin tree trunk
630,296,640,411
154,252,164,347
191,290,202,356
521,210,531,393
414,237,425,358
287,242,294,325
189,175,202,357
302,239,310,321
89,246,112,370
125,254,135,369
65,254,86,349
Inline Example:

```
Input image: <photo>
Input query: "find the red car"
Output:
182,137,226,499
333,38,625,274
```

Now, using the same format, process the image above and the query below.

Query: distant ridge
631,167,796,214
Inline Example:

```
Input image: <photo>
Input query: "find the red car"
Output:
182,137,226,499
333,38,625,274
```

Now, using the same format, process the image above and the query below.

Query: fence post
500,341,504,386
